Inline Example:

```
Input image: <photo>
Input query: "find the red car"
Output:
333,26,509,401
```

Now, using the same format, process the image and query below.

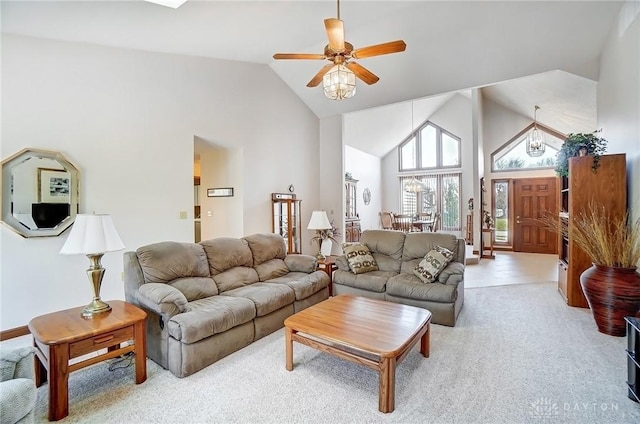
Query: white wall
597,1,640,223
344,146,381,231
198,144,244,240
318,115,343,255
0,35,321,329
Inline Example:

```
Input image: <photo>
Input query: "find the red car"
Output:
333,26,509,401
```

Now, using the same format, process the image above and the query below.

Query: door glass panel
493,180,509,244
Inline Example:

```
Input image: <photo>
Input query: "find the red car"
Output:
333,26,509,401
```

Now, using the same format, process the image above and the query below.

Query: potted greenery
554,130,608,177
542,204,640,336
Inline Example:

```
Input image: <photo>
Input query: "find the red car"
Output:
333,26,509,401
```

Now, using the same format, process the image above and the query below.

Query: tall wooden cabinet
558,154,626,307
272,193,302,254
344,177,361,242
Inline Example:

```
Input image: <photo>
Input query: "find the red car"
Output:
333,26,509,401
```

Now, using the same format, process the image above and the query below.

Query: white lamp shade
60,214,125,255
307,211,331,230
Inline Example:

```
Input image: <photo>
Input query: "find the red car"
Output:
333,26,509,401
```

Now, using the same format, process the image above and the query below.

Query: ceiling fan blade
352,40,406,59
346,62,379,85
307,63,336,87
273,53,326,60
324,18,345,53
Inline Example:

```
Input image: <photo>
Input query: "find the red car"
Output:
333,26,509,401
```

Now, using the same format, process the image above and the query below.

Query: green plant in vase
554,130,608,177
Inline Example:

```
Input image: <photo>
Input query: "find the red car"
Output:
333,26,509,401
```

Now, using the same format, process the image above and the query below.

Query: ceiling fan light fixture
526,105,546,157
323,64,356,100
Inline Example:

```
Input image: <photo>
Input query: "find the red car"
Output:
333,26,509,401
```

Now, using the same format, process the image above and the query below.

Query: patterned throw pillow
342,243,379,274
413,245,454,284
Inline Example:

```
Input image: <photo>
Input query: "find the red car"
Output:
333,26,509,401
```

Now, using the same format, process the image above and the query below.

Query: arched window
491,123,564,171
399,122,461,170
398,121,462,231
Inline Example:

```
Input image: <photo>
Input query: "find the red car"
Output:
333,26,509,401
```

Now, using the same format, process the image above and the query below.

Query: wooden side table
481,228,495,259
317,255,338,296
28,300,147,421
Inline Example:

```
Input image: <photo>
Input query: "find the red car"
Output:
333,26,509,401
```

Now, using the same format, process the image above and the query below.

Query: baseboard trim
0,325,30,341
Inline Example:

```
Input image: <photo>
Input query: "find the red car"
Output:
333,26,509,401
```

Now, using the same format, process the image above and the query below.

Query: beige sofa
124,233,329,377
333,230,465,326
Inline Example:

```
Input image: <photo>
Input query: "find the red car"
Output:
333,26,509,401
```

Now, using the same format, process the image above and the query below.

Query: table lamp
307,210,332,260
59,214,125,318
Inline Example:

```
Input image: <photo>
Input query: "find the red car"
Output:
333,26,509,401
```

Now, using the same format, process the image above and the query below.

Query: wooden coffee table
284,295,431,413
28,300,147,421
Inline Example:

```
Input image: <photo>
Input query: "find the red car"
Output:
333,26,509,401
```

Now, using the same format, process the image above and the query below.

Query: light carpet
30,283,640,423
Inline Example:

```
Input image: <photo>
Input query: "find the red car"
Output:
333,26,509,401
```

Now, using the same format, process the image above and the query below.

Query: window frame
399,172,462,231
398,121,461,171
491,122,565,172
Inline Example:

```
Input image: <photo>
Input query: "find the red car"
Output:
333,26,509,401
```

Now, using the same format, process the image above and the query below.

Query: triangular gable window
491,122,564,171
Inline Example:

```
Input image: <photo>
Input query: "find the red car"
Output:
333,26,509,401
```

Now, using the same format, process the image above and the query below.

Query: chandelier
404,176,427,193
526,105,546,157
323,64,356,100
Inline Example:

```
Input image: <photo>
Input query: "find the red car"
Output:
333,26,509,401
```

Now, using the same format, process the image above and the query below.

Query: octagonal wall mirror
1,148,79,237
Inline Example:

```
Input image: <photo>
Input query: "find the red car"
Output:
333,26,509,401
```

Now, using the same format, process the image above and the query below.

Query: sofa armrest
284,254,317,273
0,346,35,381
438,261,465,286
0,378,37,424
136,283,189,318
335,255,350,272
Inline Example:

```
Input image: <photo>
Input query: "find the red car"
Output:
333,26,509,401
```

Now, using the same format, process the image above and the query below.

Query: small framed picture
207,187,234,197
38,168,70,203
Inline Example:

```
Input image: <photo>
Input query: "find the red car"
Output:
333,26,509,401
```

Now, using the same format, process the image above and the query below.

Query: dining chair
430,213,441,232
380,211,394,230
416,212,435,231
392,214,422,233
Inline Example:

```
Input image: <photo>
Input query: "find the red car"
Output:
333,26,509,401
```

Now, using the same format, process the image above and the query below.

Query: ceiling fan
273,0,406,99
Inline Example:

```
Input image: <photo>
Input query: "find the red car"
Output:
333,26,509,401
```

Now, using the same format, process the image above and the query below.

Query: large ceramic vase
580,265,640,336
320,239,333,256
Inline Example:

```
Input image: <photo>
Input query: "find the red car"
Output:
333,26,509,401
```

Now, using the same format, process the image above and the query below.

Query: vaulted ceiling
1,1,625,156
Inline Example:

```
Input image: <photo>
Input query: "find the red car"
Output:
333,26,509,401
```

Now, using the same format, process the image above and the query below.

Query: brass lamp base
81,253,112,319
82,298,112,318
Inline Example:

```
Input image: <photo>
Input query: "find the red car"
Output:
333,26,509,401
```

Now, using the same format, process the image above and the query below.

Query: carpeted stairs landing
31,282,640,423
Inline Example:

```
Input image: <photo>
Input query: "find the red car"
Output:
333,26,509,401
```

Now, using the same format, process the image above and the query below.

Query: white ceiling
1,0,626,155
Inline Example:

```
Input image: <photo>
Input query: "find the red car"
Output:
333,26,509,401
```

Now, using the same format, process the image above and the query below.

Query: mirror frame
1,148,79,237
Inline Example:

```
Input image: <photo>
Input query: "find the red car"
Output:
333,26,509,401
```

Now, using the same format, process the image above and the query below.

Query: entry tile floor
465,250,558,289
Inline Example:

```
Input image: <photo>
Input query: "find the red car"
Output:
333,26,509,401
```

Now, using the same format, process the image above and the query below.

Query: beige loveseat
124,233,329,377
333,230,465,326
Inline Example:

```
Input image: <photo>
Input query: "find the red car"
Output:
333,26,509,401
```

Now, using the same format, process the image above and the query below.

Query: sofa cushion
386,273,458,303
213,267,260,293
343,243,379,274
169,277,218,301
243,233,287,266
200,238,254,275
167,296,256,344
265,271,329,300
360,230,405,273
402,232,459,261
221,282,295,316
254,259,289,282
413,246,455,284
333,269,397,293
136,242,210,283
